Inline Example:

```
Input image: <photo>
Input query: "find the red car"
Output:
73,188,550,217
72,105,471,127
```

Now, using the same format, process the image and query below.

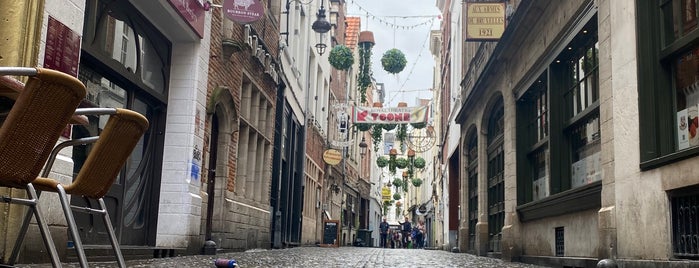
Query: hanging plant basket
397,124,408,147
395,201,402,207
411,178,423,187
410,122,427,129
395,157,408,169
393,193,402,200
381,48,407,74
392,179,403,188
414,157,426,169
355,123,372,132
328,45,354,71
376,156,389,168
371,125,383,152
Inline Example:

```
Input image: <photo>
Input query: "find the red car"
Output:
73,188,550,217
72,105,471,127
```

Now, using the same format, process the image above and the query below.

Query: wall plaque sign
44,16,81,77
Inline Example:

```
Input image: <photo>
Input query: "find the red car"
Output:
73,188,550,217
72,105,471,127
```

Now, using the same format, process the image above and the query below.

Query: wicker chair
0,67,87,267
29,108,148,268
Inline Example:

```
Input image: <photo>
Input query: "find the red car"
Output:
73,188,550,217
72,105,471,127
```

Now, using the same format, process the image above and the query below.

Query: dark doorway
205,114,220,240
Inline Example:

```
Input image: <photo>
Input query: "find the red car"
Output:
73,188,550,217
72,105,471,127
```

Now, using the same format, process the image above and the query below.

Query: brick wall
203,0,281,250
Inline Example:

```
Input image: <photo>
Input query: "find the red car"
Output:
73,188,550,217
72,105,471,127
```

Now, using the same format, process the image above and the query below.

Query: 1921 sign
321,220,340,247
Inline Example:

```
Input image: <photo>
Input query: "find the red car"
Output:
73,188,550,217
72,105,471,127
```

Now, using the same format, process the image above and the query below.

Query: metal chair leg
26,184,62,267
8,195,38,265
56,185,88,268
98,198,126,268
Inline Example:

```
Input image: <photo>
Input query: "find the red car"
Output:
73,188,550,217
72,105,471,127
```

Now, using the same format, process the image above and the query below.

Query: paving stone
15,247,550,268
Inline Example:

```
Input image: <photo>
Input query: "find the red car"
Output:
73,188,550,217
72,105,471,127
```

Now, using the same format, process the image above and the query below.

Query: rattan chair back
0,68,85,188
64,108,148,198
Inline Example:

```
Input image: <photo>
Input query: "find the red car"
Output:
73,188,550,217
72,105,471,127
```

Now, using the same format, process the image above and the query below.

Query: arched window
486,98,504,253
465,127,478,251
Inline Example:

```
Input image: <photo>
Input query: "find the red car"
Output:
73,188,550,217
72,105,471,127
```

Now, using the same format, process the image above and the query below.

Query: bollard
214,258,238,267
597,258,618,268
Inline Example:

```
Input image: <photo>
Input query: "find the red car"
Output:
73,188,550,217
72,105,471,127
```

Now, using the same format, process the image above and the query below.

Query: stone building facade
454,0,699,267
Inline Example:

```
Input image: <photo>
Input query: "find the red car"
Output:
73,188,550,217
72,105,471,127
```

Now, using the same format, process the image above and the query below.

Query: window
555,226,565,256
82,0,170,97
562,35,601,189
486,98,504,253
670,185,699,259
517,74,550,202
465,129,478,251
516,14,600,208
236,76,274,201
637,0,699,168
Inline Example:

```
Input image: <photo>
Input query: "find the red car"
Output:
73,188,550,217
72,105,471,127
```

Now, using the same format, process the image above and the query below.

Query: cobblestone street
16,247,550,268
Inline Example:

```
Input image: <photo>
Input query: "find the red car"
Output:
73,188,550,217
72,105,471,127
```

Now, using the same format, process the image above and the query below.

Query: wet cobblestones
17,247,550,268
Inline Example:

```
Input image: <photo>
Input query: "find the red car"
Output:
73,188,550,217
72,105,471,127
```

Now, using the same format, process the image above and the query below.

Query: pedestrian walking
379,218,390,248
400,216,412,248
415,220,425,249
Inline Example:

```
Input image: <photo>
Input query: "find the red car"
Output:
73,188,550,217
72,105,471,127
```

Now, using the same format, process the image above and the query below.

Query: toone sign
352,105,430,124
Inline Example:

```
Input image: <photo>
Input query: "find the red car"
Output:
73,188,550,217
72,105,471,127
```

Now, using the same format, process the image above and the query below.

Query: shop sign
223,0,264,24
167,0,206,38
330,139,354,148
381,187,392,201
465,2,506,41
352,105,429,124
323,149,342,165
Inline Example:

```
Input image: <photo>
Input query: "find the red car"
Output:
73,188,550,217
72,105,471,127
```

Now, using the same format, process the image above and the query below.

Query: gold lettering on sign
466,2,506,41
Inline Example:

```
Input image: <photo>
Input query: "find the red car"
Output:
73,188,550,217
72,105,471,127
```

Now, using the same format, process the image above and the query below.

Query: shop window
516,15,599,208
637,0,699,168
517,74,549,203
83,0,170,97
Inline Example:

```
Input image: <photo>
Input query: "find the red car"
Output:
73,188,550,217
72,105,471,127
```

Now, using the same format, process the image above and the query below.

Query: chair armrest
41,137,99,178
74,108,118,116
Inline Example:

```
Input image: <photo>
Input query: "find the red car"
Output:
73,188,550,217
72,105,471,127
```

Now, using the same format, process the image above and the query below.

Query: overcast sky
346,0,441,108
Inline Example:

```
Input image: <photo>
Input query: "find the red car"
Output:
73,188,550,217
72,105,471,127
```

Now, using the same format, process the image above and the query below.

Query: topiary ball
414,157,426,169
328,45,354,70
381,48,407,74
376,156,389,168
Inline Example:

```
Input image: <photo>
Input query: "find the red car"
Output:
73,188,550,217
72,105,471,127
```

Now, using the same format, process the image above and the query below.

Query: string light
348,0,439,30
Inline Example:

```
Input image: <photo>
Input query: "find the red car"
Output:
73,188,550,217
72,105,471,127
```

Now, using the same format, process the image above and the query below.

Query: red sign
223,0,264,24
352,106,430,124
44,16,81,77
167,0,206,38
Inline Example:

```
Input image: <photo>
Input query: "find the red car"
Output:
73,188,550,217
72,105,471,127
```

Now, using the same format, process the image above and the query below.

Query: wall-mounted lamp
311,0,331,55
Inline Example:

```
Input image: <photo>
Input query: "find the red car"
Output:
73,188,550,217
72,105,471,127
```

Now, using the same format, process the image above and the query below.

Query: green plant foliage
395,157,408,169
381,48,407,74
410,122,427,129
357,44,373,104
411,178,423,187
392,179,403,187
393,193,402,200
355,123,372,132
328,45,354,70
414,157,426,169
397,124,408,148
376,156,389,168
371,125,383,152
